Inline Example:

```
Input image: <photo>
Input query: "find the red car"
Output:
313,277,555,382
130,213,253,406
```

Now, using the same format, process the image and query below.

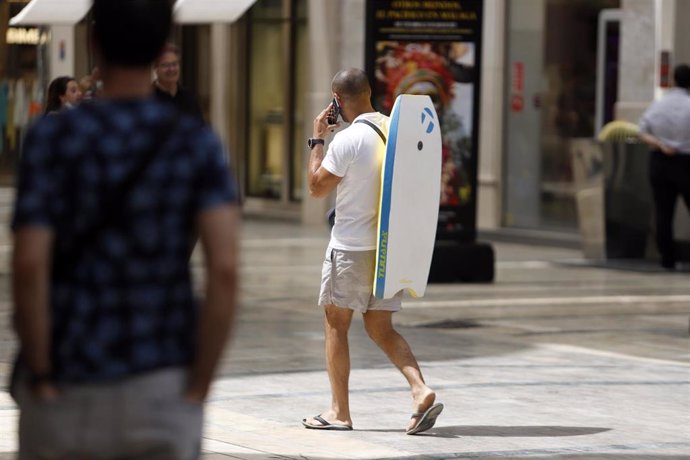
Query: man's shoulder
335,112,388,142
53,99,211,150
70,98,185,125
351,112,389,132
642,91,690,118
354,111,389,124
658,88,690,105
364,111,389,121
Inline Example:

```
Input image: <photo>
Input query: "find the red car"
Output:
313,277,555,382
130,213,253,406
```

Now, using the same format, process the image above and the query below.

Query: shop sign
659,50,671,88
511,61,524,113
512,62,524,93
510,94,524,112
6,27,50,45
366,0,483,243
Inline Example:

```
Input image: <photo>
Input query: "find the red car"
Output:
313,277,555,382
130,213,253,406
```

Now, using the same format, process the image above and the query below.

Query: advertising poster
365,0,483,242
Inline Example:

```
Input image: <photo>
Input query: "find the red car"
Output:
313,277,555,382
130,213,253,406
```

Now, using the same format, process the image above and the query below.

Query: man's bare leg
304,304,354,427
363,310,436,431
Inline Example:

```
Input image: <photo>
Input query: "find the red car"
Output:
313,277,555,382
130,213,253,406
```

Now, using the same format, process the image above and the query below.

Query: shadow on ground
363,425,611,438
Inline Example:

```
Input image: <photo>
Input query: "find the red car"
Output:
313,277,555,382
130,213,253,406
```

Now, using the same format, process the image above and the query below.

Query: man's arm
308,104,342,198
308,144,342,198
638,106,676,156
639,132,676,156
12,227,57,398
185,204,239,402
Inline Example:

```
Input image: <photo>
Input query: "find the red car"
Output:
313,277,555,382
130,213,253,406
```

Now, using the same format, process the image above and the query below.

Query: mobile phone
327,97,341,125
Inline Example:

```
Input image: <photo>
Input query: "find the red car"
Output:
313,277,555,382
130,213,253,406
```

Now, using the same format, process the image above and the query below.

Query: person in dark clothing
639,64,690,270
153,43,205,122
11,1,239,458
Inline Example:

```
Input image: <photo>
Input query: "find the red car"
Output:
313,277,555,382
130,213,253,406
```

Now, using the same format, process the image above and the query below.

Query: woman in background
44,76,82,115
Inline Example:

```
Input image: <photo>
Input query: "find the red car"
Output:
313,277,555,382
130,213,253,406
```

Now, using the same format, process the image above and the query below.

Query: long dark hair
44,76,75,115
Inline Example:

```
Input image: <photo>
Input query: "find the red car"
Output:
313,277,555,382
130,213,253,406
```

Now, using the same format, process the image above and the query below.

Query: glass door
246,0,306,203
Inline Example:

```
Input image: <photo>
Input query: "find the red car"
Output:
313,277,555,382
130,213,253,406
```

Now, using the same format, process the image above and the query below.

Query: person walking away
11,1,239,458
301,68,443,435
639,64,690,270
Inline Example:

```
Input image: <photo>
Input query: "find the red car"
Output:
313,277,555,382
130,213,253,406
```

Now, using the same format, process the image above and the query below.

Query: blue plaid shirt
12,98,238,382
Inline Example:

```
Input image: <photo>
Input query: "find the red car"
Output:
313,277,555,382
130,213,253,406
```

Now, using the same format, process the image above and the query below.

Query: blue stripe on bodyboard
375,101,401,299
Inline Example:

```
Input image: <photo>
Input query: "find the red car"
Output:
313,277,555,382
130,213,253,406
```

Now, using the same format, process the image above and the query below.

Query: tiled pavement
0,207,689,459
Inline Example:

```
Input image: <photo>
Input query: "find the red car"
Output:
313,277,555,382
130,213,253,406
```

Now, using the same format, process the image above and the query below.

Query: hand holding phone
327,97,341,125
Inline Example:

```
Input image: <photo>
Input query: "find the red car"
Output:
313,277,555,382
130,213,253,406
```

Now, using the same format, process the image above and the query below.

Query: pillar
301,0,343,225
49,25,75,80
477,0,506,229
615,0,656,122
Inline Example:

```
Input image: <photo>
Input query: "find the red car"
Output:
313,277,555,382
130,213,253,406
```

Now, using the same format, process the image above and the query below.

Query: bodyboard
374,94,442,299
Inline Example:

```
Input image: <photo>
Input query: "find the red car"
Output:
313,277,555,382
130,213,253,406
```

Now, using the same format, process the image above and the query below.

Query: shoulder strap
355,119,387,144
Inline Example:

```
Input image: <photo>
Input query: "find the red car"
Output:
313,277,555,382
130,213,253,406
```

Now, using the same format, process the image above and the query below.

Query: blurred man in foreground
11,1,239,458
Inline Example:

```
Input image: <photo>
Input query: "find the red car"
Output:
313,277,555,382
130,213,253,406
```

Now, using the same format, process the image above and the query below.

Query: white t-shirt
321,112,389,251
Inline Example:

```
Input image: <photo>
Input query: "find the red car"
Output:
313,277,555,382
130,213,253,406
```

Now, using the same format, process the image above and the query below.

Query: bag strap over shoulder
355,119,387,144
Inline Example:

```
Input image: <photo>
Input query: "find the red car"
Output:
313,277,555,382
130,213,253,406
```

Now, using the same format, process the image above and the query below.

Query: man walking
639,64,690,270
302,68,442,435
11,1,239,458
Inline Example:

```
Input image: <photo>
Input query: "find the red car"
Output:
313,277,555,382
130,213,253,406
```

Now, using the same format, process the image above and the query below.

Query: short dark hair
332,68,371,102
153,42,181,66
92,0,173,67
674,64,690,89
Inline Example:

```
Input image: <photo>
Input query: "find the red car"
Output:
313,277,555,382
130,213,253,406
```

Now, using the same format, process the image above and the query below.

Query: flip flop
302,415,353,431
406,402,444,435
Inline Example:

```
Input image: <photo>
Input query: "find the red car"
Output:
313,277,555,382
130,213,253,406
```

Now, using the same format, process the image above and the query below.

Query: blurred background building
1,0,689,244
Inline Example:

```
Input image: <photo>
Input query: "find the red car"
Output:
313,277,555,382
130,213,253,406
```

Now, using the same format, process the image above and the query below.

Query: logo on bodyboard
421,107,435,134
418,107,436,151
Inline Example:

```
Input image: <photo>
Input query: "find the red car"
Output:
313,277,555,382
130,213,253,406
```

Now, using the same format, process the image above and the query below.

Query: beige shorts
319,247,403,313
15,368,202,460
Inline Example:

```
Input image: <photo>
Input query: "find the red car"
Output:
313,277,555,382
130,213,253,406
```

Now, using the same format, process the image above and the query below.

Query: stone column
615,0,656,122
301,0,343,225
49,25,75,80
210,23,230,149
502,0,546,228
674,0,690,65
341,0,366,69
477,0,506,230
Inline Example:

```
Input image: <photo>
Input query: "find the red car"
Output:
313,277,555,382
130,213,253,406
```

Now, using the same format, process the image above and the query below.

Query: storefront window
246,0,306,202
0,1,48,185
504,0,620,230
